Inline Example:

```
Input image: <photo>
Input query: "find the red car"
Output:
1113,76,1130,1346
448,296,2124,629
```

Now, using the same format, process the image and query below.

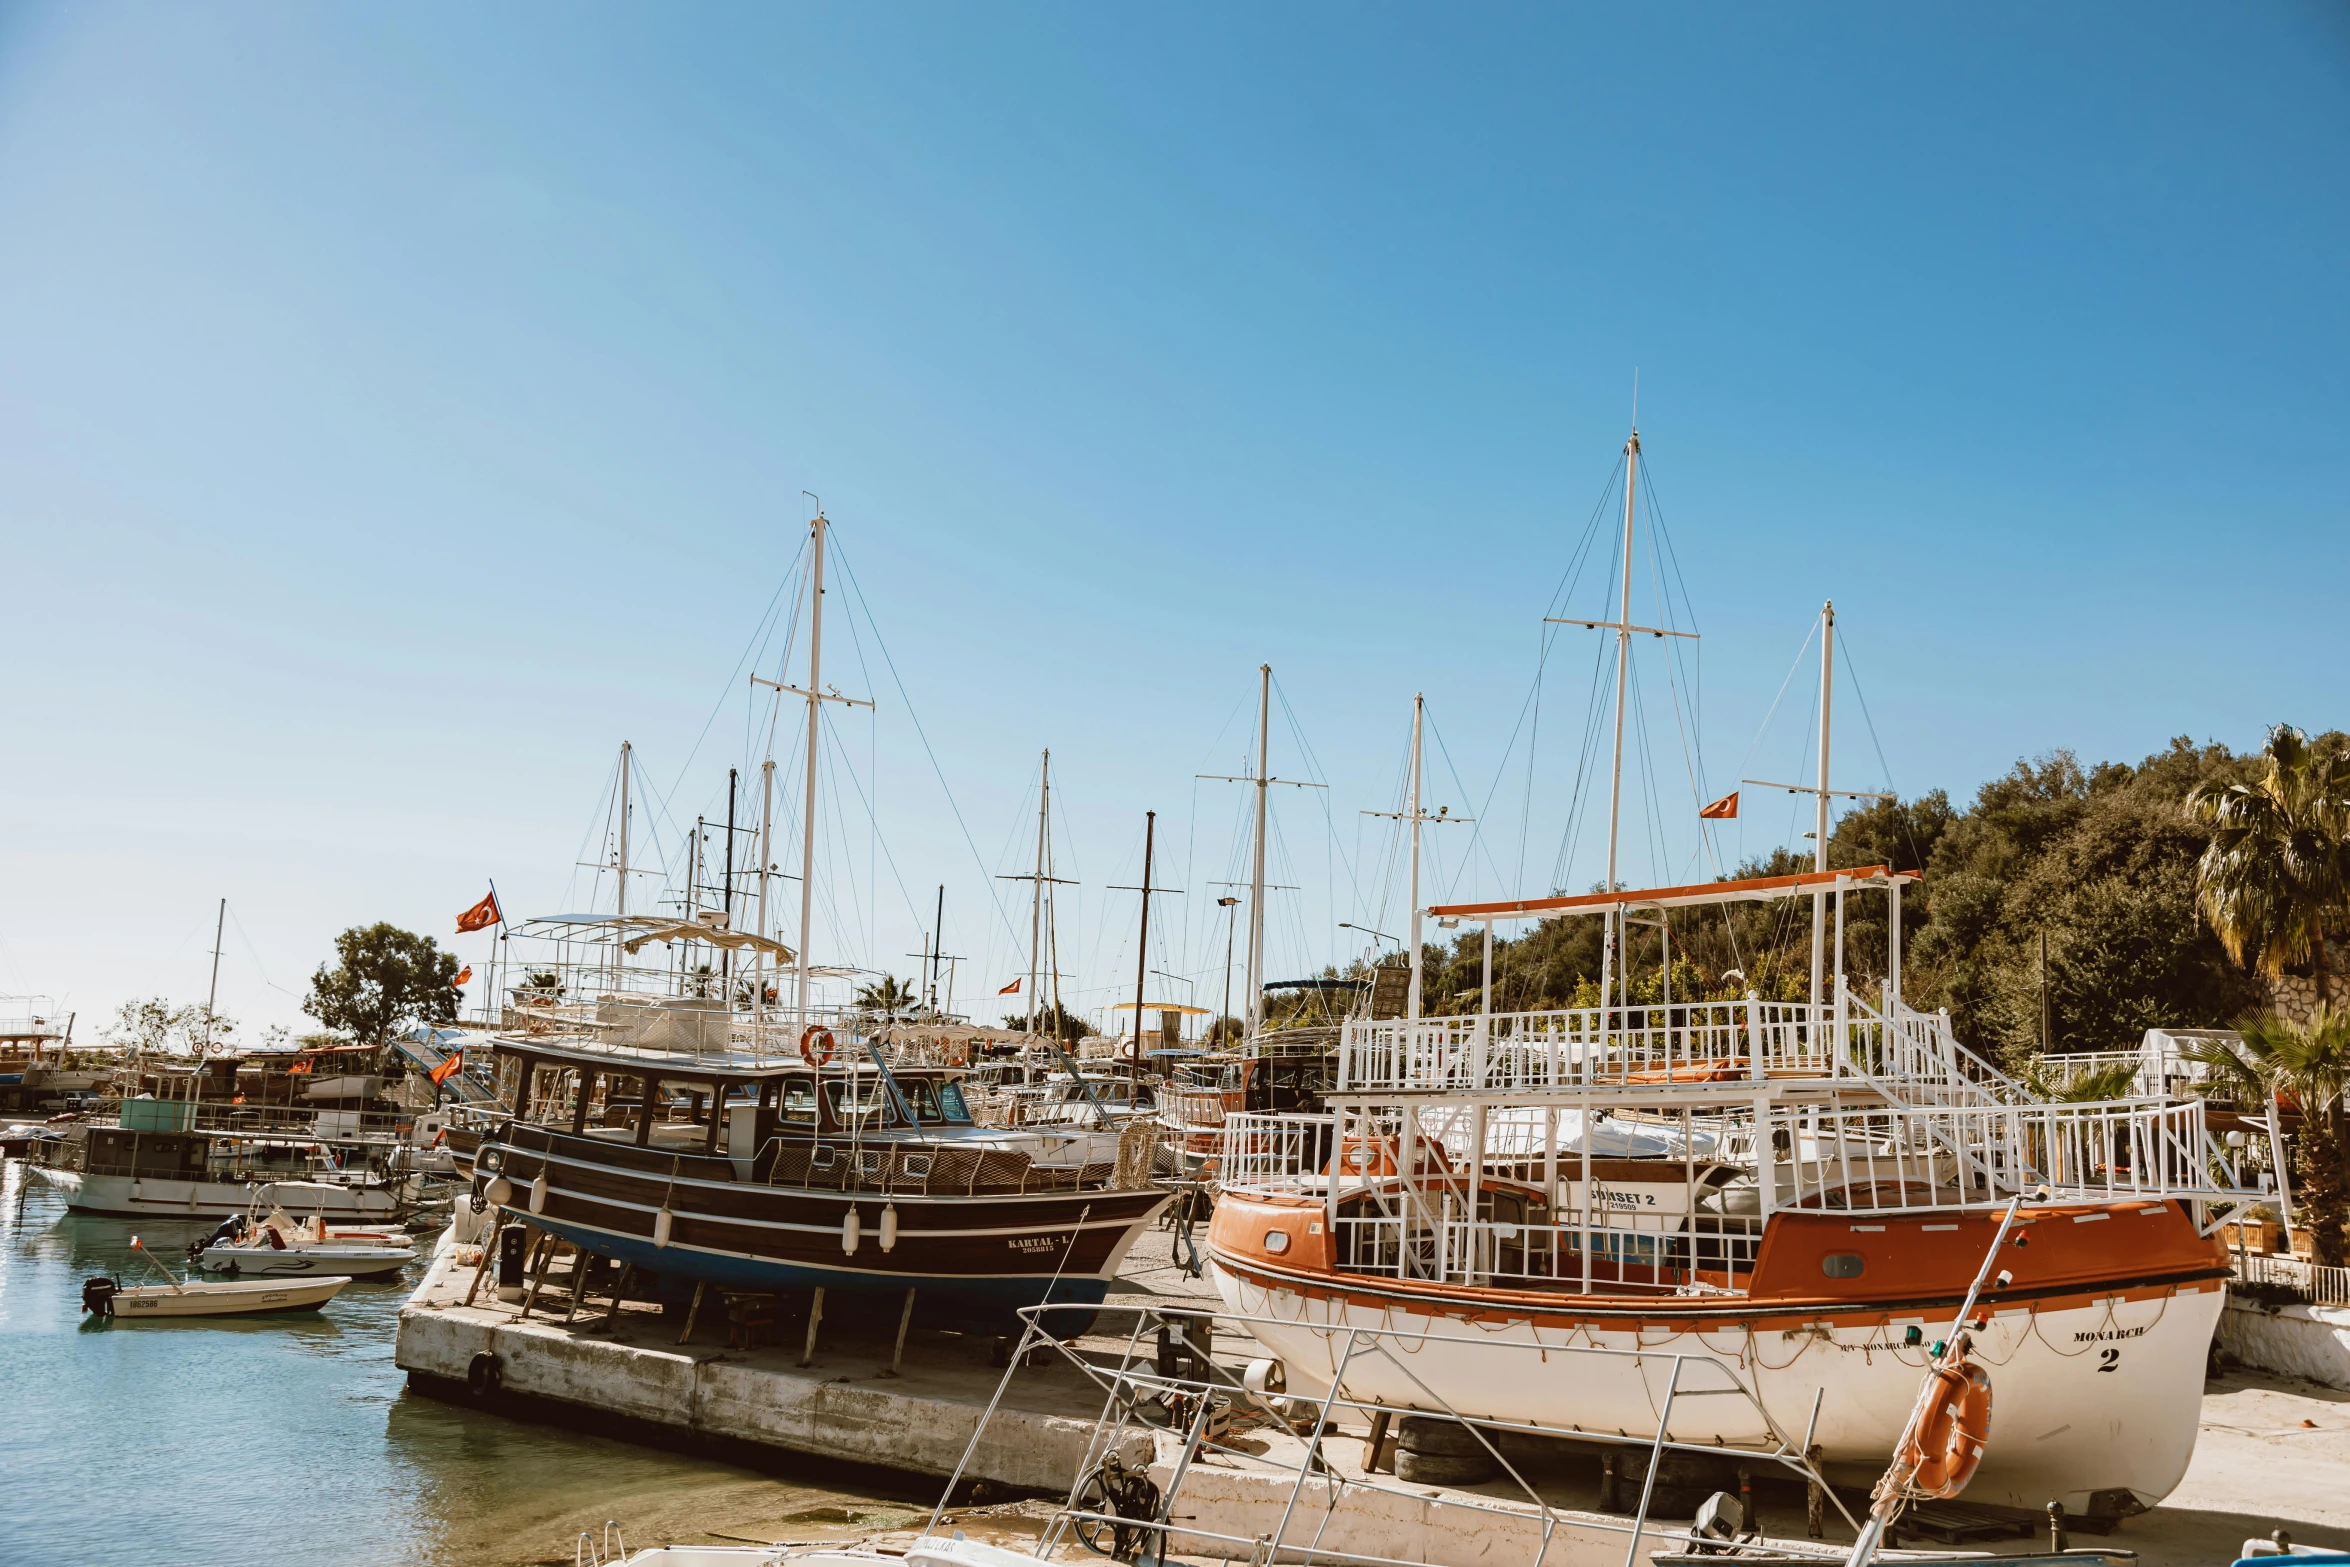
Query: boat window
779,1080,819,1125
936,1081,973,1123
1820,1252,1865,1279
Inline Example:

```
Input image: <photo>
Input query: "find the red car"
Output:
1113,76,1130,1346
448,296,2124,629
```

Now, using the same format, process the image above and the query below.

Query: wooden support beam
799,1285,825,1367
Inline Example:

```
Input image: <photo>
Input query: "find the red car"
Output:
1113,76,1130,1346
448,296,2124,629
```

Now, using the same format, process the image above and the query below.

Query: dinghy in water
81,1236,351,1319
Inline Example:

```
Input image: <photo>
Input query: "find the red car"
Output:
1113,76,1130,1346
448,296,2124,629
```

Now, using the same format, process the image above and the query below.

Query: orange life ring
1899,1360,1993,1498
945,1039,970,1069
799,1024,837,1067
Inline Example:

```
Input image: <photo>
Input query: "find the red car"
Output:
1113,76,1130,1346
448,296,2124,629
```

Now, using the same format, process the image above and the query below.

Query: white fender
653,1208,673,1249
529,1172,548,1214
879,1202,898,1253
842,1207,862,1256
484,1176,514,1208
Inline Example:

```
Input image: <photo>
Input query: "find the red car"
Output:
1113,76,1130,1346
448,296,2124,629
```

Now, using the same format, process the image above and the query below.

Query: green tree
853,974,918,1018
2183,1009,2350,1266
2187,724,2350,1007
102,997,234,1055
303,923,460,1047
1001,1001,1094,1043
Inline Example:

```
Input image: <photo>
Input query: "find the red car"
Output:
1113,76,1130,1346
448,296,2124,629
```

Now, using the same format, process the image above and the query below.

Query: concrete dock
399,1225,2350,1567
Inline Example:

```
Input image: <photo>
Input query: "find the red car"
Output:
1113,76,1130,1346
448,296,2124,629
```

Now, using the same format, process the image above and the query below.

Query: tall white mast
1363,694,1467,1021
1810,600,1835,1006
752,507,872,1025
1199,663,1320,1040
1606,429,1638,892
1741,600,1890,1009
1248,664,1270,1034
616,740,631,990
1029,751,1049,1032
798,513,826,1023
1407,697,1425,1018
756,756,774,1039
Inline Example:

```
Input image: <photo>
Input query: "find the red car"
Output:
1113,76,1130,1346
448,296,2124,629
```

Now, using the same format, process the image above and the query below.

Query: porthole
1263,1230,1291,1255
1820,1252,1865,1279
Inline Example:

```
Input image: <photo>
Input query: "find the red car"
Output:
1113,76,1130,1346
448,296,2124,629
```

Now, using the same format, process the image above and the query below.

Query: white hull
194,1242,413,1278
105,1275,351,1317
33,1166,405,1222
1212,1260,2225,1516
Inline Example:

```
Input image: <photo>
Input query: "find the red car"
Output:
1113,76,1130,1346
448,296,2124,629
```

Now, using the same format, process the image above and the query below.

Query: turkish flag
288,1057,313,1075
998,977,1021,995
456,890,501,933
1698,790,1739,820
430,1050,465,1086
455,965,474,986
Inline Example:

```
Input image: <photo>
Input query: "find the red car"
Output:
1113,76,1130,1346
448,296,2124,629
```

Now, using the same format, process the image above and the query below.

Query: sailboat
472,509,1171,1335
1203,424,2242,1524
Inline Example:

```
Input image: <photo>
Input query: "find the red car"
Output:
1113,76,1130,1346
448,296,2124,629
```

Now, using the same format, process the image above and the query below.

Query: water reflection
0,1160,903,1566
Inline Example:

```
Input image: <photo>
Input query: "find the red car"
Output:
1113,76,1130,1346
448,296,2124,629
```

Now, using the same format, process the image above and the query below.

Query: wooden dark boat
474,1037,1171,1335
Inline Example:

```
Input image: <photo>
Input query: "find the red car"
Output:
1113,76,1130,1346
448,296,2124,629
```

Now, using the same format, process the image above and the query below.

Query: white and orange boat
1206,865,2240,1528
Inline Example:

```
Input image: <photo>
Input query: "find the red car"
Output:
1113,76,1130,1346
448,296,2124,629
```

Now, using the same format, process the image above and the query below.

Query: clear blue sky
2,4,2344,1040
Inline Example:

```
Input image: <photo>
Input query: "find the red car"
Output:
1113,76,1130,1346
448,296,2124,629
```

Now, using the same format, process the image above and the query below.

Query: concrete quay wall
394,1243,1145,1494
2218,1301,2350,1390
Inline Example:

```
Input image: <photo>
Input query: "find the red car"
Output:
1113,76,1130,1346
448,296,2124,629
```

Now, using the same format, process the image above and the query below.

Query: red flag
288,1057,313,1075
456,890,501,934
430,1050,465,1086
998,977,1022,996
454,966,474,986
1698,790,1739,820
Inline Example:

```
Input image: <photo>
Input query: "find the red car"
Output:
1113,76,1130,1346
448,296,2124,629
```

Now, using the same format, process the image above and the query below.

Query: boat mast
1606,430,1638,896
1029,751,1049,1033
1131,810,1157,1062
616,740,632,990
1407,697,1424,1019
1810,600,1835,1007
1248,664,1270,1036
201,897,225,1057
799,512,826,1025
756,757,774,1043
747,508,870,1024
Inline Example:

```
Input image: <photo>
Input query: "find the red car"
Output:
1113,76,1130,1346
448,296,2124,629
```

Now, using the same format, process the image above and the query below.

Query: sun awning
1430,864,1919,922
618,921,797,960
1109,1001,1214,1016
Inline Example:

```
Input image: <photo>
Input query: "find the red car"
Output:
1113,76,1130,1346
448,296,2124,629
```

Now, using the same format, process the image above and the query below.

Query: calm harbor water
0,1160,926,1565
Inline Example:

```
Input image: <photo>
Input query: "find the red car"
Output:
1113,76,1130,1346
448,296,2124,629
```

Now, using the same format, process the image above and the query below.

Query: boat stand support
882,1287,916,1377
799,1285,825,1366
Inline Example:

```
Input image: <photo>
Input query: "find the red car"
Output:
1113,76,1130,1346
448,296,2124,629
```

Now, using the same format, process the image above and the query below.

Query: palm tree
853,974,918,1019
2187,725,2350,1007
2018,1056,2142,1102
2181,1009,2350,1266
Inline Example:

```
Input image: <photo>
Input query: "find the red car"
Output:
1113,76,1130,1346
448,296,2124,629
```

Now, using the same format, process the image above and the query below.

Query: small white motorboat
82,1236,351,1319
188,1181,416,1278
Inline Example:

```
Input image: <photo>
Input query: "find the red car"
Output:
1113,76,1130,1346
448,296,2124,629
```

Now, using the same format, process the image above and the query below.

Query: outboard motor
187,1214,244,1261
81,1277,118,1317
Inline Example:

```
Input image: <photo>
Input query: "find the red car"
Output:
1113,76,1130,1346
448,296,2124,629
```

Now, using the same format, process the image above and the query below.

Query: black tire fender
466,1351,503,1397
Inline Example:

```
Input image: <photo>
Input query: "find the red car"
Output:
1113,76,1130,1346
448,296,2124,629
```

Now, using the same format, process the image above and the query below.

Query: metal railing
2235,1251,2350,1308
1338,990,2019,1106
1226,1094,2238,1218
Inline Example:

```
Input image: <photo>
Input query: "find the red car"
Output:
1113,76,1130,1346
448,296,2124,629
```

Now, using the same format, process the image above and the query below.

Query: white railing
1338,989,2017,1105
1227,1094,2236,1214
1219,1111,1334,1191
2236,1251,2350,1308
1769,1096,2228,1214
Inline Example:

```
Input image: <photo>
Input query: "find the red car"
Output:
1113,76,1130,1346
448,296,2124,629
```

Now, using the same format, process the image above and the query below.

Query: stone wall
2265,971,2343,1027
